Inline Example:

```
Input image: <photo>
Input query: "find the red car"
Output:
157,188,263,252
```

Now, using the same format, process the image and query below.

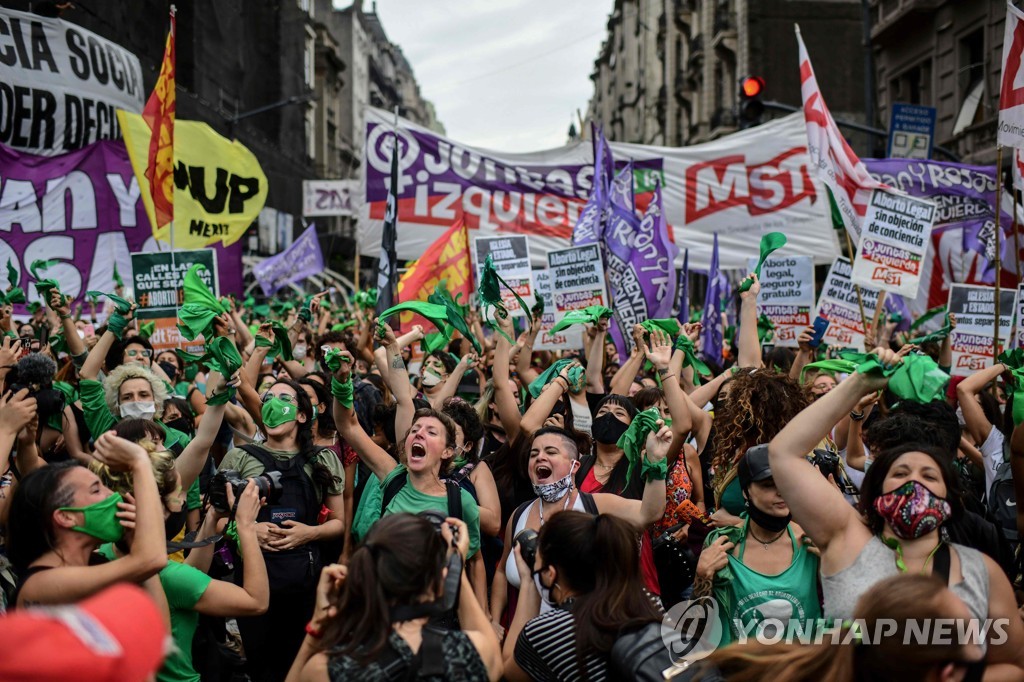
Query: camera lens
514,528,539,570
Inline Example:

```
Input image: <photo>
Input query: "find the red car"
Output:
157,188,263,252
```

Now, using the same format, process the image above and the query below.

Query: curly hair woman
710,370,809,518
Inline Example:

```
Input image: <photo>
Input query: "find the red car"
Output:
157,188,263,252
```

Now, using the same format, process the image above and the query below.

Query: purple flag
883,293,913,333
572,123,614,246
700,233,725,365
0,139,242,312
252,224,324,296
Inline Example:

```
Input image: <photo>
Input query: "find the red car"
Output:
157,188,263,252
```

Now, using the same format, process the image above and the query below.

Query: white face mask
293,343,307,360
120,401,156,420
421,368,443,388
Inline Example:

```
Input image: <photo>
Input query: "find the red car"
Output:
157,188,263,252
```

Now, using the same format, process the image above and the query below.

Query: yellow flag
118,110,268,248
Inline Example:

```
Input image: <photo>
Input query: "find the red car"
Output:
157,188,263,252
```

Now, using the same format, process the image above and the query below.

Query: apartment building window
306,103,316,161
953,29,985,135
888,59,931,106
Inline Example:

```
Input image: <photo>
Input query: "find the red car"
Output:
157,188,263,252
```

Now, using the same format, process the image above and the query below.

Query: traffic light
739,76,765,128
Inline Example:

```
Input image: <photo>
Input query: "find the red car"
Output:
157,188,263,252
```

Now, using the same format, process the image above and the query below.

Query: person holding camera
768,346,1024,676
93,441,269,682
285,513,502,681
217,377,345,682
502,510,662,681
694,445,820,645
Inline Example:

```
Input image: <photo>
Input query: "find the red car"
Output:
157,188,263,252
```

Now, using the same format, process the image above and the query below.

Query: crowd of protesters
0,264,1023,682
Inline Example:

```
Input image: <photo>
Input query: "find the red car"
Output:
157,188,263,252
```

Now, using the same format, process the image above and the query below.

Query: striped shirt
514,608,608,682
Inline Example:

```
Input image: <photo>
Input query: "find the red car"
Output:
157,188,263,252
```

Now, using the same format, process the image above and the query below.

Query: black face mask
592,413,630,445
744,490,792,533
158,361,179,382
164,507,188,541
163,417,194,437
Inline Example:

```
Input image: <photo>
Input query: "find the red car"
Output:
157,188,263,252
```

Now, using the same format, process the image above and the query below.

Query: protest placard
131,249,217,315
532,268,578,350
947,284,1016,376
1017,283,1024,350
252,225,324,296
546,244,610,350
473,235,535,317
747,255,814,348
815,257,880,351
851,189,935,298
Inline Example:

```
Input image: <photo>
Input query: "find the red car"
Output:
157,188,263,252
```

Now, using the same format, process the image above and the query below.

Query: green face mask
262,396,299,429
59,492,125,543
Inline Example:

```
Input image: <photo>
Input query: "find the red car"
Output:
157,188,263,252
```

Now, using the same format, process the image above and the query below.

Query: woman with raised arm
8,432,168,606
957,359,1013,501
768,348,1024,678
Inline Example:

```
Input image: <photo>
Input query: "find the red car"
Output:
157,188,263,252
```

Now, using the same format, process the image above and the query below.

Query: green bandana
478,255,531,343
331,377,354,409
298,295,314,323
175,348,204,365
908,305,947,333
353,289,378,310
253,321,293,361
6,259,17,288
756,314,775,344
907,314,953,346
549,305,613,334
49,332,67,356
799,358,858,384
426,282,481,354
86,290,133,339
331,320,357,333
178,264,227,340
640,319,681,337
999,349,1024,425
738,232,787,293
202,337,243,405
112,262,124,289
528,359,585,398
30,259,62,309
322,346,349,373
531,297,544,318
842,351,949,404
615,407,666,483
243,295,256,310
0,287,25,306
673,335,710,379
138,321,155,340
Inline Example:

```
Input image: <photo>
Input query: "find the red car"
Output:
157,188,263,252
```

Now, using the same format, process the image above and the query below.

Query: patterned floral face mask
874,480,952,540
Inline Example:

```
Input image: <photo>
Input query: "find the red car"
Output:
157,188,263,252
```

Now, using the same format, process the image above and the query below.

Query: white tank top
505,493,588,604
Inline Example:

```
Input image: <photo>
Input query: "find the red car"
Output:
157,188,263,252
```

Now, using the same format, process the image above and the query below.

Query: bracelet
849,410,865,422
659,374,676,382
305,621,324,639
59,313,71,320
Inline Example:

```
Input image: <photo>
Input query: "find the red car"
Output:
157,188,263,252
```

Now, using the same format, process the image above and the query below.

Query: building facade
587,0,867,150
870,0,1004,165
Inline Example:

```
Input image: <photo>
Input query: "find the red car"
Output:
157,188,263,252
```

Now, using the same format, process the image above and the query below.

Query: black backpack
380,470,464,521
985,439,1018,546
237,444,323,593
611,622,723,681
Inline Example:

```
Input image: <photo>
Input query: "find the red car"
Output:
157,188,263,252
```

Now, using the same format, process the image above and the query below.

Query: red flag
796,25,884,242
142,9,176,237
396,221,473,329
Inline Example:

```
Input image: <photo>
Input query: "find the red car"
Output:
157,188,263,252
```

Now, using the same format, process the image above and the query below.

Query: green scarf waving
178,264,227,340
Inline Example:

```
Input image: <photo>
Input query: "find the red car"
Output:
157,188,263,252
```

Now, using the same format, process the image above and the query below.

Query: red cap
0,583,168,681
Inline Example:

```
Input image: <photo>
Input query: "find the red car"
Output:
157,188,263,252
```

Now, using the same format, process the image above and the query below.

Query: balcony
687,34,704,75
870,0,944,43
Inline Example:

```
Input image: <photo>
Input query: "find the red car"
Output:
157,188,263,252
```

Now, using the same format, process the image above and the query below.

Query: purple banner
253,224,324,296
701,233,725,364
571,123,613,246
0,140,242,312
603,162,642,360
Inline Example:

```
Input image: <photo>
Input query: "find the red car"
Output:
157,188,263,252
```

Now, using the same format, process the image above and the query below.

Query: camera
811,449,858,495
513,528,538,570
418,509,460,547
209,469,284,512
7,353,64,424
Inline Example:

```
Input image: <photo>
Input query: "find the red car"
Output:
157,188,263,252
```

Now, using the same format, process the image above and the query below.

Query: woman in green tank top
696,445,821,645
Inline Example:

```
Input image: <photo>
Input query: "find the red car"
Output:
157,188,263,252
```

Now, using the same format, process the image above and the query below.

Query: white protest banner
815,257,880,351
361,108,839,272
532,268,577,350
0,7,144,155
302,179,357,217
472,235,535,317
547,244,609,350
947,284,1016,376
850,189,935,298
1017,283,1024,349
998,2,1024,149
747,255,815,348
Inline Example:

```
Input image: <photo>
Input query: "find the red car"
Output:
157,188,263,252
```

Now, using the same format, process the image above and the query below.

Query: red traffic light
741,76,764,98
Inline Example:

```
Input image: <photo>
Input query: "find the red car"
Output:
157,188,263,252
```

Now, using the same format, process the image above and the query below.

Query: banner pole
354,244,360,291
841,227,870,348
1014,186,1022,286
994,145,1003,376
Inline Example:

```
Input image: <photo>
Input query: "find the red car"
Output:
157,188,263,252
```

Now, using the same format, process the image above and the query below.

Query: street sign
887,103,936,159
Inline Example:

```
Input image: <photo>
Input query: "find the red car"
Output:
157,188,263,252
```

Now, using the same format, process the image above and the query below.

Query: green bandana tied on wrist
550,305,613,334
842,351,949,404
253,321,293,361
201,337,243,405
331,377,354,409
178,264,227,341
528,358,585,398
615,407,666,483
738,232,787,293
998,349,1024,425
673,335,711,379
86,290,133,339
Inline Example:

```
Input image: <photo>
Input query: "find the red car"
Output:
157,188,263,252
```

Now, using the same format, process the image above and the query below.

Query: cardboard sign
473,235,535,317
532,268,577,350
546,244,610,351
815,257,880,351
851,189,935,298
947,284,1016,376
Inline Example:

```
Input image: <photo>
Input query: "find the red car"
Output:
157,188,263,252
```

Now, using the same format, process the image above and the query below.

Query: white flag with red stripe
796,25,885,241
999,3,1024,148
